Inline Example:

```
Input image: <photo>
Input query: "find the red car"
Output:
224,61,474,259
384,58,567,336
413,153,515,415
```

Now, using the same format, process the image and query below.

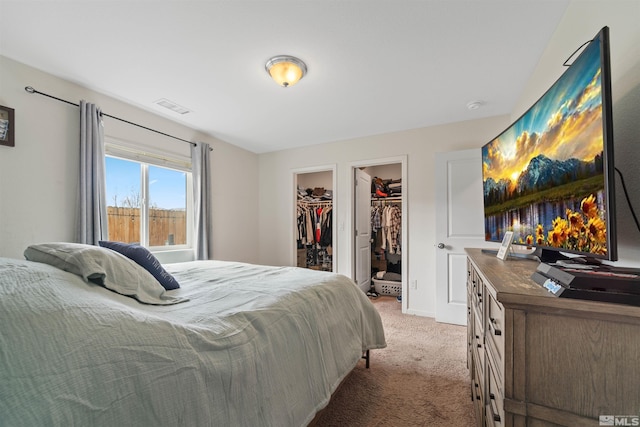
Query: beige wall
296,171,333,191
0,56,260,263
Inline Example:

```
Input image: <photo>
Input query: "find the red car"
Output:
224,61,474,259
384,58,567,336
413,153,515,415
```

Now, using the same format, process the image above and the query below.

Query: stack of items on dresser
296,186,332,271
369,177,402,300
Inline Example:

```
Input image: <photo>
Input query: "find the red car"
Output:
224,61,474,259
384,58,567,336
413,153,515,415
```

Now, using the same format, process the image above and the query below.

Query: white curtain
192,142,212,260
77,100,108,245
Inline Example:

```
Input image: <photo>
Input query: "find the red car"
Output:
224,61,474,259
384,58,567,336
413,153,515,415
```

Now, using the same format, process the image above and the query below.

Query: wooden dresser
465,248,640,427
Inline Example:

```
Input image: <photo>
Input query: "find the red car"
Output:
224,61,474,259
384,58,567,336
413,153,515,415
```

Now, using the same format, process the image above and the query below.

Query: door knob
437,243,445,249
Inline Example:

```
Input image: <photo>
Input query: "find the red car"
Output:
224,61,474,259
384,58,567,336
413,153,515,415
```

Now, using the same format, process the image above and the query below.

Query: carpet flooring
312,296,476,427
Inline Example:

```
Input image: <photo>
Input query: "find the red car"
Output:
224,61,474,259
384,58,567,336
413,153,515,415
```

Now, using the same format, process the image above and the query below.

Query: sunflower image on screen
520,194,607,255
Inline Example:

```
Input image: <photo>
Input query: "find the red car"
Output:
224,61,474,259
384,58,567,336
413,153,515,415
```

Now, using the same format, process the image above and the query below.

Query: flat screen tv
482,26,617,263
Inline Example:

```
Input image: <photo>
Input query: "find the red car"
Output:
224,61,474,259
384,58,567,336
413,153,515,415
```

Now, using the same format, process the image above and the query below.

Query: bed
0,243,386,426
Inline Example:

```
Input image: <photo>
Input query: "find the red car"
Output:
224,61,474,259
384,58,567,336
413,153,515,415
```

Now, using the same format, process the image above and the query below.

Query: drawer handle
489,392,501,422
490,318,502,336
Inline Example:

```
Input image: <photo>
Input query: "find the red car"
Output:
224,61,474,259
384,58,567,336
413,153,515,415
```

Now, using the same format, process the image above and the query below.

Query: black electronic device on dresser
532,261,640,307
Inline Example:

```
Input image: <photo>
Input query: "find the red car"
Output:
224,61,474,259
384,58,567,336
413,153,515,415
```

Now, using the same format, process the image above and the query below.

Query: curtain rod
25,86,203,148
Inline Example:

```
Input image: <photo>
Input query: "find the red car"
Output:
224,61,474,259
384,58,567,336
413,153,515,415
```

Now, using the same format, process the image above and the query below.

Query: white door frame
291,164,337,272
347,155,408,313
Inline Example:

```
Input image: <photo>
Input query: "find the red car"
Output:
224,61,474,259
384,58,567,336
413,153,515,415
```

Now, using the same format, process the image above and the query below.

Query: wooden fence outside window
107,206,186,246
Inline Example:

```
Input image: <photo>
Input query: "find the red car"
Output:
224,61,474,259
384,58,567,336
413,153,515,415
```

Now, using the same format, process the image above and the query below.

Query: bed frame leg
362,349,370,369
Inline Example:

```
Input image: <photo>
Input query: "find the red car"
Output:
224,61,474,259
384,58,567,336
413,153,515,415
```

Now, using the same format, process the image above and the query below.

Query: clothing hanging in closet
371,203,401,255
297,203,332,247
297,199,332,271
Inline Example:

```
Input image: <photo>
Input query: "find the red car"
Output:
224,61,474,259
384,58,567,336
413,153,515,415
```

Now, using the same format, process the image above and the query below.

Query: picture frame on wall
0,105,15,147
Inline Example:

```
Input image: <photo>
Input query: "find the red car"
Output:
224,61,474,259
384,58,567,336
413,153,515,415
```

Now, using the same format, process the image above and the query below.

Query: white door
354,168,372,292
435,149,491,325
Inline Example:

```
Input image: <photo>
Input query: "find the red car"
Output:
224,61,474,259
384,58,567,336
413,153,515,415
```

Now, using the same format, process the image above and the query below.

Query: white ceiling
0,0,569,154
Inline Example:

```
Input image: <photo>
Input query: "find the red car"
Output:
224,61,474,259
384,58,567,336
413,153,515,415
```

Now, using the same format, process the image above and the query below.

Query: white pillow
24,242,187,305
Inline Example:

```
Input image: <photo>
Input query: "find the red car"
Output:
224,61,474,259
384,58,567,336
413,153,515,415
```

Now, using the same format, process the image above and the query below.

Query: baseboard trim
405,308,434,318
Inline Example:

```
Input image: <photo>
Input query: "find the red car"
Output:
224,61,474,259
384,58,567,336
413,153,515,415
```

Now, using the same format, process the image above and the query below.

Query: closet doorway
292,166,337,273
350,156,407,311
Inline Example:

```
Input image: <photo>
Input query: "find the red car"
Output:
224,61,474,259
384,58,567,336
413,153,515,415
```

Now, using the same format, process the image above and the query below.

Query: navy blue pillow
98,241,180,290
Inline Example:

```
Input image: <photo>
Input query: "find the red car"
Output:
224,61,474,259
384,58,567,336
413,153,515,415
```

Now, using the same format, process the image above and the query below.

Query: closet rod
297,200,333,205
25,86,209,149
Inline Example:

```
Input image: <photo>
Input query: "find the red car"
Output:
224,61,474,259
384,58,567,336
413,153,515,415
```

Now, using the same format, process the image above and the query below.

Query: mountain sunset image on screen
482,28,612,258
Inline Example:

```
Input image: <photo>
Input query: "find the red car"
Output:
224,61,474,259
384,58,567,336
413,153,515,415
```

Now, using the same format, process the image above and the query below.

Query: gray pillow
24,242,187,305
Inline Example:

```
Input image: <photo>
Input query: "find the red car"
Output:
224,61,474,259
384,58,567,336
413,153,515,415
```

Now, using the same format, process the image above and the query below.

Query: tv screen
482,26,617,262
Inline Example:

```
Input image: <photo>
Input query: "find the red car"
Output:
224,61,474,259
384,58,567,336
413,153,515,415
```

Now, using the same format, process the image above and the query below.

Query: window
105,148,192,250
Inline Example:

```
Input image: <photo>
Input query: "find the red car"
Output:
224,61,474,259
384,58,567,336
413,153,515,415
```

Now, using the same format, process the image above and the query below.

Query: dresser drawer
486,360,505,426
467,289,473,370
470,267,484,319
472,369,485,427
472,310,485,373
486,292,504,367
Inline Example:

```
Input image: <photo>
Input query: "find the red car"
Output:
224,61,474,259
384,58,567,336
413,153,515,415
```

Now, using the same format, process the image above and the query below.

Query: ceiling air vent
154,98,191,115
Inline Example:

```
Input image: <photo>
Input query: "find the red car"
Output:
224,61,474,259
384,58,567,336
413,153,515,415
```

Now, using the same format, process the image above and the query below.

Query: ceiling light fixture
265,55,307,88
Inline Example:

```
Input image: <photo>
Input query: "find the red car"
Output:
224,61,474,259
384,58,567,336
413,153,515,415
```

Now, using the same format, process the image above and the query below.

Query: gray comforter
0,257,386,426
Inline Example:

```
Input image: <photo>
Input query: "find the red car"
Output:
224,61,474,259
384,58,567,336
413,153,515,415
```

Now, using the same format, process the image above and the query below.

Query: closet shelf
371,196,402,203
